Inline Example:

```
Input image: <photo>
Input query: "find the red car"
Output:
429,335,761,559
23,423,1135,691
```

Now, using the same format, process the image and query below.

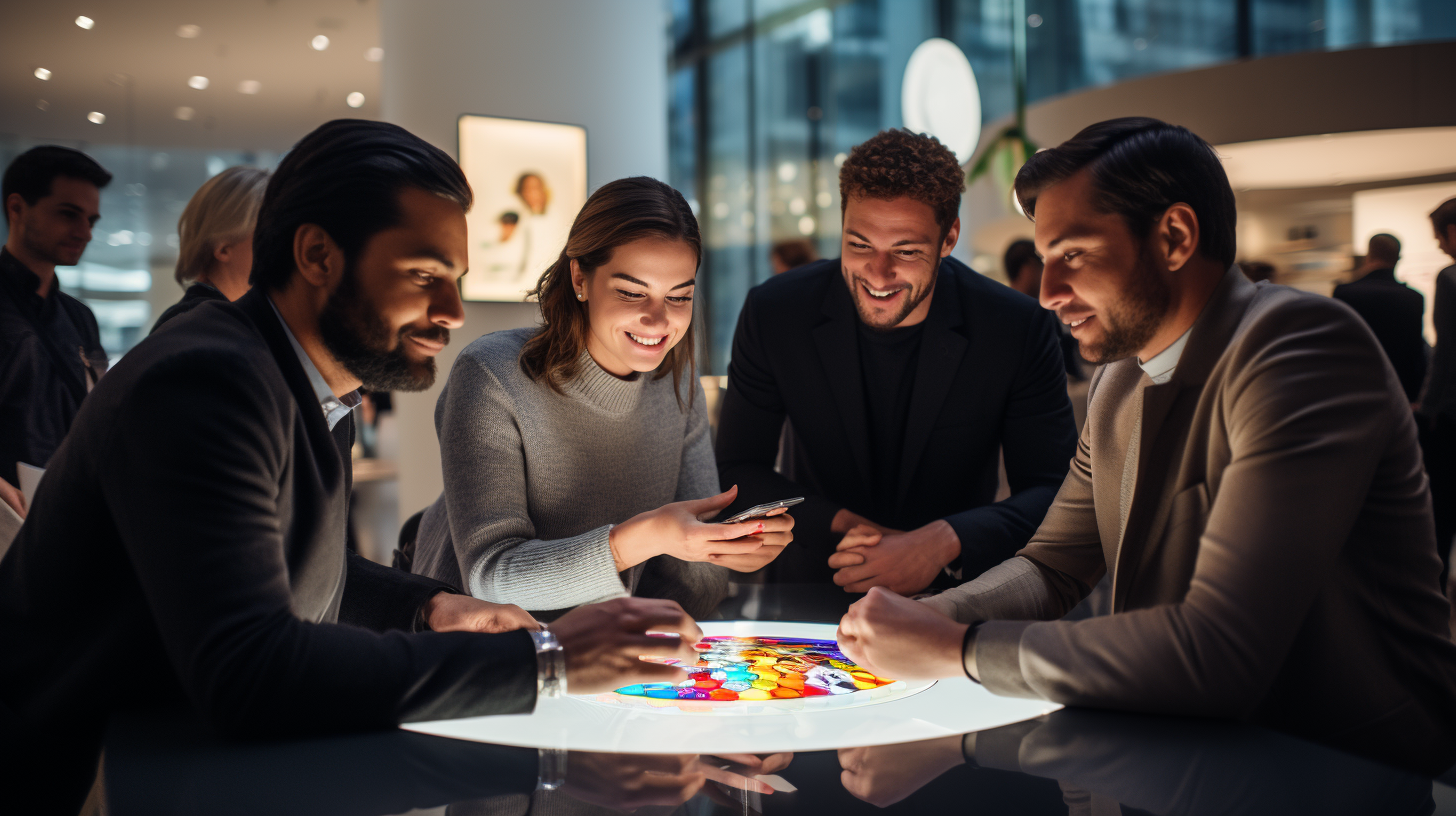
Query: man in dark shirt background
1421,197,1456,589
0,146,112,519
715,129,1076,594
1333,233,1427,403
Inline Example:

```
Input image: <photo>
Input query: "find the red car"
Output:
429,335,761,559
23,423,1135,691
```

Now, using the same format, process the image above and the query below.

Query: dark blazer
150,280,229,334
716,257,1077,584
1333,267,1427,401
0,289,536,810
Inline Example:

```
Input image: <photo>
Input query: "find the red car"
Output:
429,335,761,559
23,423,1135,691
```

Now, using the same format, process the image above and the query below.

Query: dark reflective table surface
103,584,1456,816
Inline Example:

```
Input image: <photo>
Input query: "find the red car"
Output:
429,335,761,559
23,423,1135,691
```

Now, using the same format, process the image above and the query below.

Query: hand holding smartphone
719,497,804,525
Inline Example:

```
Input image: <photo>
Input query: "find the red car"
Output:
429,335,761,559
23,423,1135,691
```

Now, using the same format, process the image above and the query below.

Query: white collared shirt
1139,327,1193,385
267,299,362,431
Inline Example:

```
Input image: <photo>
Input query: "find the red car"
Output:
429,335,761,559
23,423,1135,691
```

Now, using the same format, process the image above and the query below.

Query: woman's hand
608,485,794,572
424,592,540,633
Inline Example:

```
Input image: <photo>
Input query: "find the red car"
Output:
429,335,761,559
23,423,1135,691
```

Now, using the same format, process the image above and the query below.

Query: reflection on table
96,584,1454,815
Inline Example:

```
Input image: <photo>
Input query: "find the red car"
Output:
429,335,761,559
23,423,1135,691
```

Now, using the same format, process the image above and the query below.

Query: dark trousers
1420,413,1456,590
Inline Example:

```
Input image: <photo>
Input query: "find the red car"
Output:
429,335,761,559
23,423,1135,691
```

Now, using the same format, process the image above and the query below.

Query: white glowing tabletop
403,620,1059,754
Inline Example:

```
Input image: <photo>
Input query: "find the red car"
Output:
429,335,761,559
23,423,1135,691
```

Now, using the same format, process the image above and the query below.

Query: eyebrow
408,248,457,270
845,228,931,247
1043,228,1100,252
611,272,697,291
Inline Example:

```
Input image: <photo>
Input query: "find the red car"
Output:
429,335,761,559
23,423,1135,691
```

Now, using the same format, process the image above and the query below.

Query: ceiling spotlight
177,24,201,38
365,46,383,62
87,111,105,124
188,75,209,90
237,79,261,94
75,16,95,30
34,67,51,80
175,106,195,121
311,35,330,51
346,92,365,108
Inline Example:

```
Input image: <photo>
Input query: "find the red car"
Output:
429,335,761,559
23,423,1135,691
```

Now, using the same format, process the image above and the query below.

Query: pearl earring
577,292,585,300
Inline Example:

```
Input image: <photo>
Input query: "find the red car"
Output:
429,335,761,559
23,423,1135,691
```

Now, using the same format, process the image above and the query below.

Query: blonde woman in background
150,165,269,333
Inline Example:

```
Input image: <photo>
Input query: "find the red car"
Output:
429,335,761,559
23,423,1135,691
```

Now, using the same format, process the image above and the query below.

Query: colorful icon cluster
615,636,894,702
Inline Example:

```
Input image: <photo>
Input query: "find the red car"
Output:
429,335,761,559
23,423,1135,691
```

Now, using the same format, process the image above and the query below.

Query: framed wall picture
457,114,588,302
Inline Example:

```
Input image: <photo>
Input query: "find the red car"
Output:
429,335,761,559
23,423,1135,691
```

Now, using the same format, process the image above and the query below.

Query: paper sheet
17,462,44,508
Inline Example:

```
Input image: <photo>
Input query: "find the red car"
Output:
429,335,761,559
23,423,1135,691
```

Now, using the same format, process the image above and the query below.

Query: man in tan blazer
838,117,1456,775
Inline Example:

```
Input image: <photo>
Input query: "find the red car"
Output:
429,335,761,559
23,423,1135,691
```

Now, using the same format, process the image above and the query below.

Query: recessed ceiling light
311,35,330,51
365,47,383,62
346,92,365,108
75,16,95,30
34,67,51,80
177,24,201,38
237,80,261,94
175,106,195,120
87,111,105,124
188,75,209,90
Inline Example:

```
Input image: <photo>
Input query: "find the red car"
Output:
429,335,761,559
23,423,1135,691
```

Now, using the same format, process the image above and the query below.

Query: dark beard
317,269,446,392
1077,241,1172,365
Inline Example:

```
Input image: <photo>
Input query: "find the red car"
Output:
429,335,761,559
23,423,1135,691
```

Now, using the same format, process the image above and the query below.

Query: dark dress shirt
0,289,536,812
0,248,109,486
716,257,1078,585
1332,267,1427,401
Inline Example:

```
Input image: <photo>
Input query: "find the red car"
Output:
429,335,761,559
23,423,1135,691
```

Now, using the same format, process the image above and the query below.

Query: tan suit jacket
955,267,1456,774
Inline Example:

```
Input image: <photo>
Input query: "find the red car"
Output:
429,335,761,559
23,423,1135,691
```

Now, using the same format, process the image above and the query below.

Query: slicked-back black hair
251,119,472,290
2,146,112,225
1013,117,1237,268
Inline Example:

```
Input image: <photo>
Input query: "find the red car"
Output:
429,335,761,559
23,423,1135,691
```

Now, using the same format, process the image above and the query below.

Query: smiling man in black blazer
716,129,1077,593
0,120,702,811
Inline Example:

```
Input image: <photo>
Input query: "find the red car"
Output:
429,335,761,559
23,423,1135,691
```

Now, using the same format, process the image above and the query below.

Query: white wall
380,0,669,519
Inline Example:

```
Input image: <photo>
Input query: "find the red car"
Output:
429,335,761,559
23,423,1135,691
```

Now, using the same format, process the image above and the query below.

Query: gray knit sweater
412,327,728,616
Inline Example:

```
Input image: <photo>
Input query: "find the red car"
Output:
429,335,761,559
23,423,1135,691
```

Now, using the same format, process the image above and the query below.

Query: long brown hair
520,176,701,405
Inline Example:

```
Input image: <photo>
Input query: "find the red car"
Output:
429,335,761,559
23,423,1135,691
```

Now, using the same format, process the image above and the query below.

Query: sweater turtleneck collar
564,348,645,414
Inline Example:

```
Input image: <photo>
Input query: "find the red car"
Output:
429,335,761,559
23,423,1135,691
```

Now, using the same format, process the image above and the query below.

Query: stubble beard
1078,244,1172,365
847,262,938,332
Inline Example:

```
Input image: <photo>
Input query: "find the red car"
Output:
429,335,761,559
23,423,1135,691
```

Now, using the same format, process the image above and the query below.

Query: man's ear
1159,204,1200,272
292,224,344,289
4,193,25,226
939,217,961,258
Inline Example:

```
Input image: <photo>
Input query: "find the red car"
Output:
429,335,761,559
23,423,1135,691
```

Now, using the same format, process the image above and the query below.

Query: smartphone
719,497,804,525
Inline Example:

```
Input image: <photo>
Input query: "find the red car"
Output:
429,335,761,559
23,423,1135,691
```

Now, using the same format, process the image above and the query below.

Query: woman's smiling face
572,235,698,377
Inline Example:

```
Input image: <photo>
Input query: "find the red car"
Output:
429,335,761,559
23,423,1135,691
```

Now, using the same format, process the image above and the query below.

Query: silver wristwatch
529,626,566,699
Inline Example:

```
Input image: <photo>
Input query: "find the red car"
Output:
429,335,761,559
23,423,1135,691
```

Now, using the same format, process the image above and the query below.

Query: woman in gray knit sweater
413,177,792,617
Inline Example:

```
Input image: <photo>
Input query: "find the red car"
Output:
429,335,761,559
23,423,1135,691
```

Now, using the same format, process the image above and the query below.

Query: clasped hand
609,484,793,573
828,517,958,594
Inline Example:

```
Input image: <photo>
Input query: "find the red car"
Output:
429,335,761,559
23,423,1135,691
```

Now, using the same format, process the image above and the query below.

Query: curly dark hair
839,129,965,237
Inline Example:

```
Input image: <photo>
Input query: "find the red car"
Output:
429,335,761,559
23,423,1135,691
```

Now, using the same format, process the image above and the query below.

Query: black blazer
716,257,1078,584
149,280,229,334
1333,268,1428,401
0,289,535,809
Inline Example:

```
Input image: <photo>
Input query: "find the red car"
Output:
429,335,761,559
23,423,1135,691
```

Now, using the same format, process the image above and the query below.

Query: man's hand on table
839,734,965,807
425,592,539,633
828,519,959,594
551,597,703,695
0,478,26,519
837,586,969,680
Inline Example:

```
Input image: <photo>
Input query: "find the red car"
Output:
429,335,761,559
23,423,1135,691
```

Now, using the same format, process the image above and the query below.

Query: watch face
614,635,894,702
902,37,982,163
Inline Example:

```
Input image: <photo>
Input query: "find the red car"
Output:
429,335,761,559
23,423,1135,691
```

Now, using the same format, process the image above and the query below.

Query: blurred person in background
151,165,270,332
412,177,791,618
0,146,112,520
1333,233,1428,403
1420,197,1456,589
770,238,818,275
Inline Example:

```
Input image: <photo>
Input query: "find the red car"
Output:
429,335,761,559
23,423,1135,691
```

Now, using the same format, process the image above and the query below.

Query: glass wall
0,138,279,362
671,0,1456,373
